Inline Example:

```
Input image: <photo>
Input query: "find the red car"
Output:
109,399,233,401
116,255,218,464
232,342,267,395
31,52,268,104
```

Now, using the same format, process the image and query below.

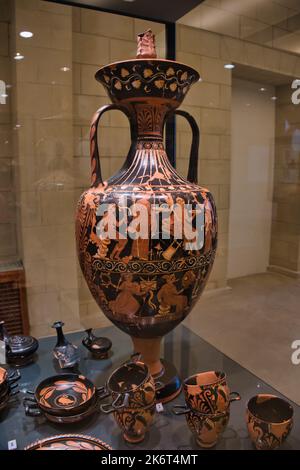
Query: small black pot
0,321,39,366
82,329,112,359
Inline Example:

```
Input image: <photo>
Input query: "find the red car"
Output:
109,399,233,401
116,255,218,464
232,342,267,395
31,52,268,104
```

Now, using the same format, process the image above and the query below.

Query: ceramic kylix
24,401,99,424
23,373,101,417
100,358,156,443
82,328,112,359
0,366,21,388
0,366,20,412
0,365,20,392
173,404,230,448
100,359,156,411
75,29,217,402
246,394,293,450
24,434,112,450
183,370,240,413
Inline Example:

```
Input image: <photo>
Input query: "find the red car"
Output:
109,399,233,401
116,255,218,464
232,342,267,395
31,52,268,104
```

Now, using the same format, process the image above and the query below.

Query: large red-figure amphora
75,31,217,402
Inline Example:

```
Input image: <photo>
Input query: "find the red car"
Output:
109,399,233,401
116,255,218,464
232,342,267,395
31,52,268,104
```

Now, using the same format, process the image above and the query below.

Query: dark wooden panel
46,0,205,23
0,267,29,335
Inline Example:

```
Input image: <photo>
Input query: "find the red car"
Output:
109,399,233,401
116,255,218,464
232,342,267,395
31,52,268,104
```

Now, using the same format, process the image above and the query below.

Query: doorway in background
228,78,275,279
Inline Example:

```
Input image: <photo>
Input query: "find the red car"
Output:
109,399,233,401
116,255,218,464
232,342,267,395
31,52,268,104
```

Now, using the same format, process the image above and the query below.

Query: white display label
156,402,164,413
8,440,17,450
0,340,6,364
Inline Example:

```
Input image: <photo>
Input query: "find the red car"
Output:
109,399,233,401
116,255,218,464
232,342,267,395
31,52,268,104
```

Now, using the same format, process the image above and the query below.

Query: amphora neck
122,99,176,142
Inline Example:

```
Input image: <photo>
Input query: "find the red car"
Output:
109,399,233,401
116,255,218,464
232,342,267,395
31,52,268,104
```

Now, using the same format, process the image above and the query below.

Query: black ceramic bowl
25,374,98,417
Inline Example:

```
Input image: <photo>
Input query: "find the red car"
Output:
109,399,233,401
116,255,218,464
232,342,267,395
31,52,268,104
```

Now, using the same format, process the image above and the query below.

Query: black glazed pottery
23,373,103,417
82,329,112,359
52,321,80,369
0,365,20,412
0,321,39,366
24,396,100,423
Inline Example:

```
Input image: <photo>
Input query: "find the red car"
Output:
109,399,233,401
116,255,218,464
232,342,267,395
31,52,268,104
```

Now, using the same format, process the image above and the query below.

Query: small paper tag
0,340,6,364
8,440,17,450
156,402,164,413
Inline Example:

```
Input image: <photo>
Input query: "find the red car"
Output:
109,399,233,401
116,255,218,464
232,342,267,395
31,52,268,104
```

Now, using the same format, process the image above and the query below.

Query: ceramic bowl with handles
99,358,156,443
183,370,240,413
100,359,156,413
23,373,103,417
246,394,293,450
173,404,230,448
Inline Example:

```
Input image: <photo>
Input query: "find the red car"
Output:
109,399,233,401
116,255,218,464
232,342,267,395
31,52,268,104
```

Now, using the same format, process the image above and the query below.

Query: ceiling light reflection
224,64,235,69
19,31,33,38
14,52,24,60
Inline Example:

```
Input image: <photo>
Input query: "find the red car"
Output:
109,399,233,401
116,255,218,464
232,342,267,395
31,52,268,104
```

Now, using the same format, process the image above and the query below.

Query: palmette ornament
75,29,217,402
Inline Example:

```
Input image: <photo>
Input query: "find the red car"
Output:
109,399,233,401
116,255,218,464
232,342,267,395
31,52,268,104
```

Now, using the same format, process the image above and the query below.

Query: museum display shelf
0,325,299,451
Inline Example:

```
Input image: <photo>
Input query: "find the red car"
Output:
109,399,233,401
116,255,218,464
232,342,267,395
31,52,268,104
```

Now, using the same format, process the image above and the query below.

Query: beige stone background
0,0,299,337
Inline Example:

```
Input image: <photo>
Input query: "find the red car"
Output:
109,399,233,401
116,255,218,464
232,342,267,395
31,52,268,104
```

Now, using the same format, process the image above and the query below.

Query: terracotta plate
24,434,112,451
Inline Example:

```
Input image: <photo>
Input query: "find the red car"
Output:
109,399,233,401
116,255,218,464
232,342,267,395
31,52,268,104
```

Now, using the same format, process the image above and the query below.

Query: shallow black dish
24,394,101,424
23,373,99,417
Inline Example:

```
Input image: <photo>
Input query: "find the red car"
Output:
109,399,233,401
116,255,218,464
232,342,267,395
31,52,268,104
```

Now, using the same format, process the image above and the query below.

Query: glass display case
0,0,300,453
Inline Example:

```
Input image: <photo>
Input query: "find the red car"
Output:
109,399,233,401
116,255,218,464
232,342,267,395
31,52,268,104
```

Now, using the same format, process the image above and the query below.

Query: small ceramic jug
82,328,112,359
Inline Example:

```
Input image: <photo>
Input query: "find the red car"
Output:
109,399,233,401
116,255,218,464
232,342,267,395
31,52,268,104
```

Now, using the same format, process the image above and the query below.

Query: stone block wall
176,23,300,288
11,0,81,337
176,26,231,290
0,0,17,261
179,0,300,56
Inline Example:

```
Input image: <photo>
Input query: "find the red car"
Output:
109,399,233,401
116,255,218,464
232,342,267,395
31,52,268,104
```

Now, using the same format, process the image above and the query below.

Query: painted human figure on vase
157,274,188,315
109,273,143,318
